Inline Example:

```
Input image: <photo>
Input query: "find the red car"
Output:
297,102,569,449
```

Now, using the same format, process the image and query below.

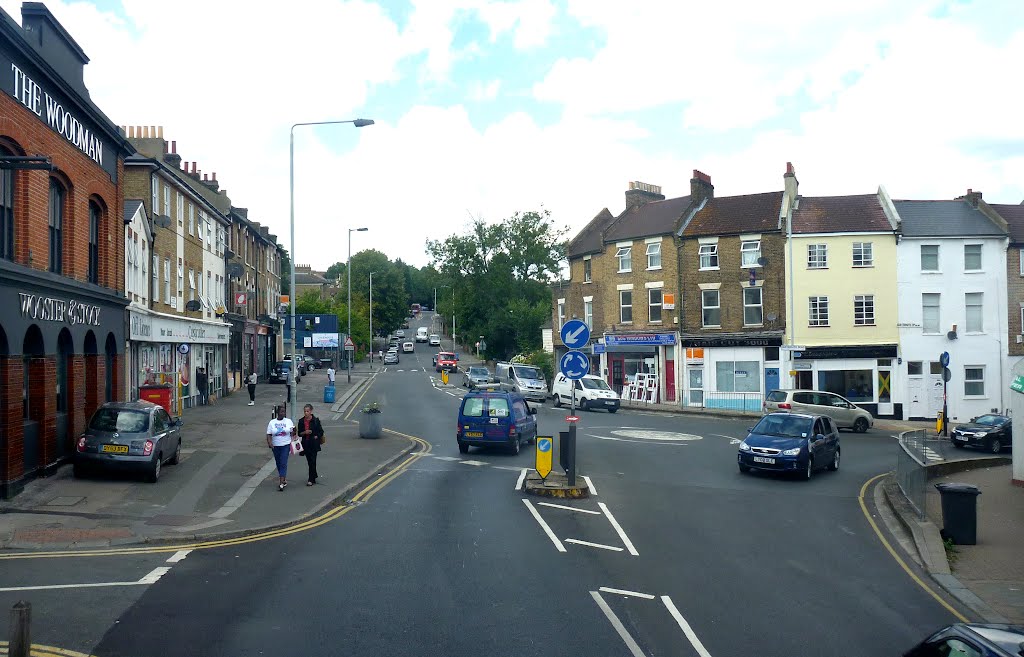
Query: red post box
139,384,173,416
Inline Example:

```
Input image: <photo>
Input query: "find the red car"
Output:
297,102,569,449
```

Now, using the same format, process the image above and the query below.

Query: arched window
48,178,64,274
88,201,101,283
0,144,14,261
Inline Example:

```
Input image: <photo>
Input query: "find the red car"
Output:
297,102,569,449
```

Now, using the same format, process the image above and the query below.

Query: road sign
943,367,952,383
441,370,449,385
343,335,355,351
235,292,247,305
940,351,950,368
559,350,589,380
535,436,553,479
565,416,580,423
560,319,591,350
1011,375,1024,394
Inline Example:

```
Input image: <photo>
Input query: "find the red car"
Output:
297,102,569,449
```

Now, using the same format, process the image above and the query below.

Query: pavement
0,365,415,551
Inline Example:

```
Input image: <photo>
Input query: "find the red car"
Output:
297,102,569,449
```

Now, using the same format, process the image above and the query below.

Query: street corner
523,471,590,499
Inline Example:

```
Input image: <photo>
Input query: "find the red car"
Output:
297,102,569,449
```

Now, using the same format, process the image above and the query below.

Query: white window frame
557,298,565,331
197,210,203,242
583,256,592,283
152,254,159,303
701,289,721,327
177,262,184,301
619,290,633,323
151,176,159,218
741,240,761,268
1019,248,1024,276
965,292,983,333
807,244,827,269
964,366,985,398
648,288,663,323
743,287,763,326
808,296,829,326
1020,305,1024,333
699,243,719,270
616,246,632,273
964,244,982,272
646,241,662,270
854,294,875,326
920,244,939,272
922,293,941,334
207,218,213,249
177,192,185,231
852,242,873,267
163,258,170,302
188,269,196,302
583,297,593,329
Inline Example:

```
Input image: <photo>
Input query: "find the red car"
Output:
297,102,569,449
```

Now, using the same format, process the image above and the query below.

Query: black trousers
248,383,256,401
304,449,319,483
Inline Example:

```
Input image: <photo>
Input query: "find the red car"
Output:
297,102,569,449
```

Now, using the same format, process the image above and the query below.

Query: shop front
791,344,899,418
127,307,230,413
680,335,782,412
602,333,677,403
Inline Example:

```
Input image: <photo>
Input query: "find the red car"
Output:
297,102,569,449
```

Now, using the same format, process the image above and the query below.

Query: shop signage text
605,333,676,346
19,293,100,326
681,336,782,348
129,311,229,344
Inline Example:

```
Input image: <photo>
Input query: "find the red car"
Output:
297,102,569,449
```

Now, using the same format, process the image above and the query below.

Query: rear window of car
90,408,150,433
793,392,814,404
766,390,788,402
462,397,485,417
488,398,510,417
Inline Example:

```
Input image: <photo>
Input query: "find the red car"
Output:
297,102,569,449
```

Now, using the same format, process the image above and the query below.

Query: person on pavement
326,365,336,386
196,367,208,405
247,370,257,406
266,404,295,491
298,403,325,486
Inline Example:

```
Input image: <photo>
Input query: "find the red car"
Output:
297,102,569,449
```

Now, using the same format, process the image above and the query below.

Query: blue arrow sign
940,351,950,368
560,319,591,350
559,350,590,380
538,437,552,452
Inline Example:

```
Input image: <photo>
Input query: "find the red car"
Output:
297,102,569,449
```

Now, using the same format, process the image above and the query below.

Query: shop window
852,242,873,267
699,244,718,270
0,145,14,261
854,295,875,325
920,244,939,272
964,367,985,397
646,242,661,269
616,246,632,273
807,244,827,269
964,244,982,272
701,290,720,327
648,288,663,323
716,361,760,393
907,361,923,376
922,293,940,333
808,296,829,326
741,240,760,267
764,346,780,361
743,287,762,326
619,290,633,323
818,370,873,403
48,178,64,274
965,292,983,332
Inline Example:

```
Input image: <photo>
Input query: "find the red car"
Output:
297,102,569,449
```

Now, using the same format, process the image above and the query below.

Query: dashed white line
538,501,601,515
523,498,566,552
662,595,713,657
599,502,639,556
590,591,648,657
582,475,597,495
599,587,656,600
139,566,172,584
460,460,488,466
514,468,527,490
166,549,192,563
566,538,624,552
433,456,460,461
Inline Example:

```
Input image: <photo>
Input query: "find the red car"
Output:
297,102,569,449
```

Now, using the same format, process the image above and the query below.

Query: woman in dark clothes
298,403,325,485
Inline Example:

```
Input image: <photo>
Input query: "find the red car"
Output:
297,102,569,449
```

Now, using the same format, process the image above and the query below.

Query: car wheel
608,407,618,414
580,398,589,411
168,438,182,465
801,456,813,481
458,441,469,454
510,435,521,455
147,454,162,483
738,464,750,474
854,418,869,433
827,447,840,471
989,437,1003,454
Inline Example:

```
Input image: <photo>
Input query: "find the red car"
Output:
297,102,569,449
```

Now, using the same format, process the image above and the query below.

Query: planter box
359,412,382,439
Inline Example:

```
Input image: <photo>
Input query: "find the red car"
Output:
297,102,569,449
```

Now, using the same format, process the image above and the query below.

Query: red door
665,359,676,402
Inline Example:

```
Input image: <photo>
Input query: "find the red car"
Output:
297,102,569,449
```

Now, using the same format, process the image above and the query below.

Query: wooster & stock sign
19,292,100,326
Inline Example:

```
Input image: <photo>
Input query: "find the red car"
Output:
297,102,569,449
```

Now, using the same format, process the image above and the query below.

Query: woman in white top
266,404,295,491
247,371,258,405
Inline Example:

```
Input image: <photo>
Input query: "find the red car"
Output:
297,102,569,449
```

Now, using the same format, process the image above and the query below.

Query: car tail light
143,440,154,456
76,436,87,452
778,403,792,410
509,424,517,437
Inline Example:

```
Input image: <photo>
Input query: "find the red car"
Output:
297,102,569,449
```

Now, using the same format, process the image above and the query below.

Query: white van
494,362,548,403
551,373,620,413
415,327,429,343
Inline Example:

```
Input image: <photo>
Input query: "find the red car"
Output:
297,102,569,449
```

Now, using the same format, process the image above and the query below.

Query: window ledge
922,332,943,336
852,264,875,268
743,324,764,328
620,321,633,325
854,323,877,327
701,325,722,330
649,321,663,324
699,267,720,272
964,331,986,336
964,270,983,274
741,264,762,269
921,270,941,274
617,270,632,274
963,395,988,400
807,266,829,270
808,324,830,328
583,280,592,284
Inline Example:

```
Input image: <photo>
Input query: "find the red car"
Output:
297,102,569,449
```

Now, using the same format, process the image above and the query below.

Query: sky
3,0,1022,269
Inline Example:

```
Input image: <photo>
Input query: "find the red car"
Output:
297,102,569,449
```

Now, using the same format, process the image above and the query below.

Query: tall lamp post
347,227,368,382
368,271,378,370
289,118,373,419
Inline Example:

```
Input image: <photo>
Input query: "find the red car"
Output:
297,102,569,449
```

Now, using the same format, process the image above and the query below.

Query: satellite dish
947,330,958,340
757,256,768,266
153,214,172,228
184,300,202,311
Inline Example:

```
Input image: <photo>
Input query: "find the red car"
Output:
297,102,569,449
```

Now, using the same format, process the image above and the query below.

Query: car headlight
974,431,987,438
782,447,802,456
739,441,751,452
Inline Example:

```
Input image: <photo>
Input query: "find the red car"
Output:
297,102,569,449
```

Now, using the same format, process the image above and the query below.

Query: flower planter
359,411,382,439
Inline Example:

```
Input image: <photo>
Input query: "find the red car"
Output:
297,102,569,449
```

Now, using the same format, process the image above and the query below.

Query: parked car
904,623,1024,657
302,355,317,371
463,366,492,388
951,413,1012,453
283,355,305,376
551,373,619,412
429,334,441,346
395,329,406,339
495,361,548,403
456,386,538,454
763,389,873,433
269,360,294,384
388,338,401,351
318,358,334,369
737,412,840,480
74,401,182,482
384,351,400,365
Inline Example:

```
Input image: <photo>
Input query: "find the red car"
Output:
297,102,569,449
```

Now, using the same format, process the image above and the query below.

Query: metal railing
896,429,929,519
682,391,763,414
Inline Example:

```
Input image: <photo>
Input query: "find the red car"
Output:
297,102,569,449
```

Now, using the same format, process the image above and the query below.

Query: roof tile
604,195,692,242
992,203,1024,243
682,191,783,237
792,194,891,234
567,208,616,257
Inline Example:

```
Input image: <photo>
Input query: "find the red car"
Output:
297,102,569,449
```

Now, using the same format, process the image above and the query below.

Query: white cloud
469,79,501,101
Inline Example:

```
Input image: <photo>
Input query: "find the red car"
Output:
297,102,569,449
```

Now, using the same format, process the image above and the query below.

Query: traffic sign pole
940,351,951,437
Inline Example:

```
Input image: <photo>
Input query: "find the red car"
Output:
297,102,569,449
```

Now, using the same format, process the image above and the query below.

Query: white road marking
599,587,656,600
662,596,713,657
0,564,183,592
538,501,601,515
433,456,461,461
712,434,736,440
599,502,639,556
331,413,341,421
493,465,523,472
139,566,172,584
515,468,528,490
613,429,702,441
582,475,597,495
590,591,648,657
523,499,566,553
586,434,691,446
209,458,278,519
566,538,624,552
166,549,192,563
460,460,488,466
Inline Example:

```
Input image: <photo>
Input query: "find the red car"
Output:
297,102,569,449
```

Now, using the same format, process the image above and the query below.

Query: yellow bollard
935,411,944,435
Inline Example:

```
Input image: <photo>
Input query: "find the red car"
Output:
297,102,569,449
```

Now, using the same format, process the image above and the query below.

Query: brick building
0,3,134,497
992,202,1024,380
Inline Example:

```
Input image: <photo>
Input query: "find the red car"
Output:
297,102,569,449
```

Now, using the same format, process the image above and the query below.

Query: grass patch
943,537,960,566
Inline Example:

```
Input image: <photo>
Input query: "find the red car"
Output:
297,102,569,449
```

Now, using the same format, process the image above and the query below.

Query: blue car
457,385,538,455
737,412,840,480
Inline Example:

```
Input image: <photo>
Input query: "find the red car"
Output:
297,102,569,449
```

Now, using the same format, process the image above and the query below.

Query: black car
904,623,1024,657
269,360,294,384
951,413,1011,454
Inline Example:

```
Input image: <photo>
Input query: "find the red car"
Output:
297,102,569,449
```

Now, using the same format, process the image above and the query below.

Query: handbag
290,438,304,455
319,435,326,445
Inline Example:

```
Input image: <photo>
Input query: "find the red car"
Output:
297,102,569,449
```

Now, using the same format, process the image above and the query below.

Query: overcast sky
5,0,1022,268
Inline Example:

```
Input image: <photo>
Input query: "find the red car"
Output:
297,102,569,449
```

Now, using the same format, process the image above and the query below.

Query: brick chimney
959,188,983,207
202,172,220,192
624,181,665,210
690,170,714,201
163,139,181,169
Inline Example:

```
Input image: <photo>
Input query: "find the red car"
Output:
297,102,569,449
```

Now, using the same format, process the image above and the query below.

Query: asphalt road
4,318,966,656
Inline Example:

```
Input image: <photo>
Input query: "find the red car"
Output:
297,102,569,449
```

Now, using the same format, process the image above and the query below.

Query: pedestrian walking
298,403,325,486
378,349,383,363
196,367,208,405
326,365,336,386
247,371,257,405
266,404,295,491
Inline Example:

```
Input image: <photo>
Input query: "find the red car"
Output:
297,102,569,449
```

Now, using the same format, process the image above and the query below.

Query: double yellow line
0,641,93,657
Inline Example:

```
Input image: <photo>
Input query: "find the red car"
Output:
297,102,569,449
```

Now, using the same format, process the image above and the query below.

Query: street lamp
368,271,378,370
289,117,374,419
347,227,368,382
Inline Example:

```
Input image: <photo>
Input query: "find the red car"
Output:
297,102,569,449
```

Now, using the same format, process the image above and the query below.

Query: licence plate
605,401,615,405
465,431,483,438
102,444,129,454
752,456,775,464
954,435,968,441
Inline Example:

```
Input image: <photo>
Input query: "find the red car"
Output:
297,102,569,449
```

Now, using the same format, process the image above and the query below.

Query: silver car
763,389,874,433
463,366,492,388
74,401,183,482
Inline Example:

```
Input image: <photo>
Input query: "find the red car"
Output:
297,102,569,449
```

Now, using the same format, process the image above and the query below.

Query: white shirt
327,367,336,382
266,417,294,447
248,373,257,385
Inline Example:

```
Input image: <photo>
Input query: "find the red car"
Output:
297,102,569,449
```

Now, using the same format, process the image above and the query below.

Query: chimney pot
212,172,217,182
203,173,209,182
192,163,197,174
786,162,795,175
171,140,177,154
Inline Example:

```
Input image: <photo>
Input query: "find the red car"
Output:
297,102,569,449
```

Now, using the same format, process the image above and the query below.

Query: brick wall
590,235,680,332
85,354,100,419
0,356,24,483
28,357,56,469
68,355,86,451
1008,245,1024,357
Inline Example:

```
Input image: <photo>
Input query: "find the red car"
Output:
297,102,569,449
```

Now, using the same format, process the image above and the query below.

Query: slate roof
295,272,329,286
604,194,692,242
681,191,783,237
123,199,144,224
893,200,1006,238
791,194,892,234
991,203,1024,243
566,208,616,258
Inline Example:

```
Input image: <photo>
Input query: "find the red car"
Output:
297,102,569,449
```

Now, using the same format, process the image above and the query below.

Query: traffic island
523,471,590,499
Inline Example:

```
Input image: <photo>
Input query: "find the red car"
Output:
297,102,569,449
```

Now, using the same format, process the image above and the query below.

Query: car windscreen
971,626,1024,653
89,408,150,433
513,366,543,381
439,352,455,359
581,378,610,390
973,415,1004,426
752,414,812,438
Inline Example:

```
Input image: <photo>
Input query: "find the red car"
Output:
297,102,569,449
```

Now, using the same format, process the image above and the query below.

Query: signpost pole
940,351,951,437
568,378,577,487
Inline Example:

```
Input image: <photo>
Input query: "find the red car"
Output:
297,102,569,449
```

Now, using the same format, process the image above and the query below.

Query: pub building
0,3,134,497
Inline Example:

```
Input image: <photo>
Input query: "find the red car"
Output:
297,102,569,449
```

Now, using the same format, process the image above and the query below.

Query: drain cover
43,496,85,507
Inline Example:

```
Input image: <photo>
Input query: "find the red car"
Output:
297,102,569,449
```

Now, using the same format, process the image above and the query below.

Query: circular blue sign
559,350,590,380
538,438,552,452
940,351,950,367
560,319,591,350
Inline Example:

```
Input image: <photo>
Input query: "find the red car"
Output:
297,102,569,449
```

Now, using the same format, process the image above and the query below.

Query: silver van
763,389,873,432
495,362,548,403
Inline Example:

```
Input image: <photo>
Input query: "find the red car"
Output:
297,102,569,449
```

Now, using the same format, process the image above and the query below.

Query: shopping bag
290,439,304,455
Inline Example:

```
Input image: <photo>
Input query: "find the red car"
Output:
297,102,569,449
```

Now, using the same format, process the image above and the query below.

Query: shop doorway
665,359,676,402
764,367,780,394
688,367,703,405
877,367,893,416
610,356,624,396
795,370,814,390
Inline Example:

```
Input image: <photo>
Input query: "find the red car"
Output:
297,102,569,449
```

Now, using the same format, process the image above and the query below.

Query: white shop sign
130,310,229,344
